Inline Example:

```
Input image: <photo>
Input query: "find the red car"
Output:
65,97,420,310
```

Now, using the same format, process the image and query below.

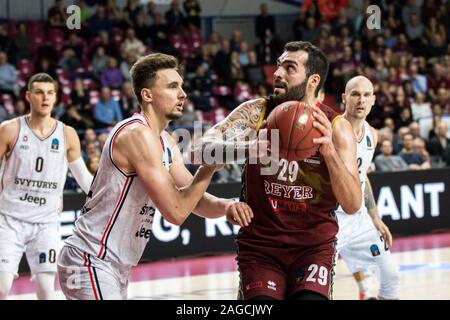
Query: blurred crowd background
1,0,450,191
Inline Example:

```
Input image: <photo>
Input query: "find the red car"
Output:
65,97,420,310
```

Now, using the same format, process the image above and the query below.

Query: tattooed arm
191,98,265,164
365,176,393,248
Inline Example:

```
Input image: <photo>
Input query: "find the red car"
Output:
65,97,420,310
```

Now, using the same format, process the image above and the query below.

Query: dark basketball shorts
237,240,337,300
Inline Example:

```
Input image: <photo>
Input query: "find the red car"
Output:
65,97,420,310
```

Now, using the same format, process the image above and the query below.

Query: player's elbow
160,208,188,226
342,193,362,214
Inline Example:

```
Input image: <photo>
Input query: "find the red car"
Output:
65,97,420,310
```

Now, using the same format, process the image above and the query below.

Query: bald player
335,76,400,300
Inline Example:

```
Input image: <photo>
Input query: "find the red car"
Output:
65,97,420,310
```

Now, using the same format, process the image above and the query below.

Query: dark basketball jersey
238,97,341,248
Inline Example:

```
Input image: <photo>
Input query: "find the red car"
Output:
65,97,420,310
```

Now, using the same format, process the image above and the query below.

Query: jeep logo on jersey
135,225,152,239
51,138,59,150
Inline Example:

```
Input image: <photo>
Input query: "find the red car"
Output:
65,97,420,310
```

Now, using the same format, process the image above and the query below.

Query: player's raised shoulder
0,118,20,145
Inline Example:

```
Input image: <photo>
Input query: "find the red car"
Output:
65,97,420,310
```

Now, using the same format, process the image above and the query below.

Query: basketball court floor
8,232,450,300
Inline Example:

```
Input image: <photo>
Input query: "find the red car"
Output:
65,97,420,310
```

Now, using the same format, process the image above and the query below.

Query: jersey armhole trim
109,120,146,177
331,115,342,129
255,99,267,133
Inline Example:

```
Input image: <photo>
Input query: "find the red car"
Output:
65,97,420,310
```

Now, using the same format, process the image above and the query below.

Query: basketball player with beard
57,53,253,300
193,41,361,300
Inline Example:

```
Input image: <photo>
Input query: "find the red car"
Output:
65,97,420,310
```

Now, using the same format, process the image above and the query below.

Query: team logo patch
370,244,380,257
366,136,373,149
39,253,46,264
23,135,28,142
267,280,277,291
51,138,59,150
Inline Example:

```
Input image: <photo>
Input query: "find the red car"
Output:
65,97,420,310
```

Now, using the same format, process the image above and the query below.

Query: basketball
266,100,322,161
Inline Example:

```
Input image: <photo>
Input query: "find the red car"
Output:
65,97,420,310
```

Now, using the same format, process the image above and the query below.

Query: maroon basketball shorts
237,240,337,299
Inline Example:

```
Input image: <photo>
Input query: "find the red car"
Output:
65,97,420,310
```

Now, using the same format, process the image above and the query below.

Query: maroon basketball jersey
238,97,341,248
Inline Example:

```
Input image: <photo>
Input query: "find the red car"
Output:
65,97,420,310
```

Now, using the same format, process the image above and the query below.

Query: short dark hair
284,41,329,97
27,73,58,91
130,53,179,104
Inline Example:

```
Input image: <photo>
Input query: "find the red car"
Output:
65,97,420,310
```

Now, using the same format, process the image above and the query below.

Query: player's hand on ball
312,108,334,158
226,201,254,227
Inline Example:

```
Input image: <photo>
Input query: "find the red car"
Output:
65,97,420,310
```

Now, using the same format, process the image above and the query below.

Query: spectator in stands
92,46,110,78
300,17,320,44
0,24,16,61
92,31,120,60
14,23,32,60
213,40,232,86
414,137,431,163
60,104,94,130
97,133,109,151
58,48,81,73
0,51,17,96
409,122,421,139
123,28,146,57
374,140,409,172
427,121,450,162
87,5,112,36
122,0,142,29
411,92,432,121
101,57,124,89
148,13,172,53
405,13,424,48
87,155,100,175
352,38,369,65
35,57,57,80
134,10,150,45
229,30,243,53
94,86,123,129
333,46,357,90
70,78,89,110
82,128,98,150
144,1,159,26
47,0,68,29
255,3,275,42
190,64,214,112
230,51,244,82
118,81,139,118
203,32,222,58
398,133,431,170
63,33,84,62
244,51,264,88
408,63,427,94
120,52,137,82
106,0,123,27
10,99,27,118
435,87,450,114
184,0,201,29
165,0,185,33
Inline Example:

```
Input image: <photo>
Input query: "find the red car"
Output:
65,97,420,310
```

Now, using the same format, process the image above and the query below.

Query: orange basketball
266,100,322,161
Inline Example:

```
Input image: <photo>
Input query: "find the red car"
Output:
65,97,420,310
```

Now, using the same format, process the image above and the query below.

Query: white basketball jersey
0,116,68,224
336,121,375,240
65,113,173,268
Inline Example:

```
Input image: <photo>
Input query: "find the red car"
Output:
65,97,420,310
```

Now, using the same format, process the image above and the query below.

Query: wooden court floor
8,233,450,300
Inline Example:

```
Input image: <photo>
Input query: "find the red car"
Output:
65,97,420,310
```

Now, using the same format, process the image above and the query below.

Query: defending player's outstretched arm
163,131,253,227
115,123,218,226
312,108,362,214
191,98,266,164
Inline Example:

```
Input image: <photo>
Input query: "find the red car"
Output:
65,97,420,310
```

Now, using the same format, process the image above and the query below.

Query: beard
272,80,308,106
167,111,183,120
